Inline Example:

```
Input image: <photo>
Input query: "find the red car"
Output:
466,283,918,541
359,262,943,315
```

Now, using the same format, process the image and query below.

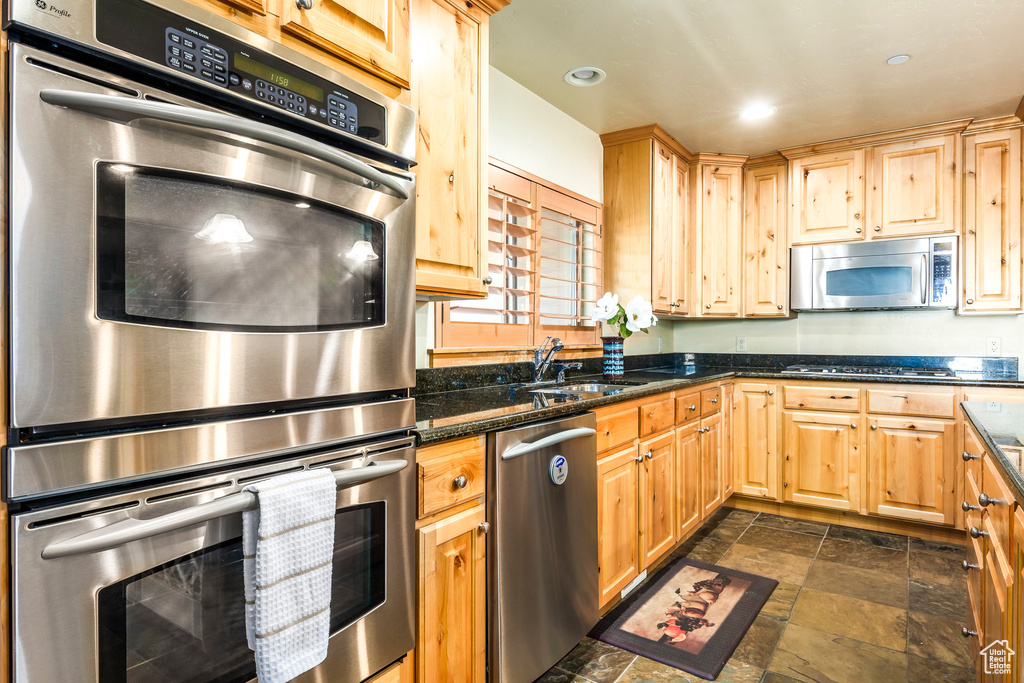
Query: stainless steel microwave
790,236,958,311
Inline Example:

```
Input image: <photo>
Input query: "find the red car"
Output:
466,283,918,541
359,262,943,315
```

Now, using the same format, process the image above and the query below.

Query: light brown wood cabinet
639,431,677,566
962,125,1022,313
782,410,859,511
602,125,692,317
280,0,411,88
732,382,780,500
597,444,642,606
699,411,724,516
743,156,789,316
865,416,955,525
1011,506,1024,682
788,149,866,245
675,421,702,538
867,134,960,238
694,154,746,316
412,0,503,298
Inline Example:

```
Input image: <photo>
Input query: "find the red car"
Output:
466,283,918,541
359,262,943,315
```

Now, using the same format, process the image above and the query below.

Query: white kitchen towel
242,467,336,683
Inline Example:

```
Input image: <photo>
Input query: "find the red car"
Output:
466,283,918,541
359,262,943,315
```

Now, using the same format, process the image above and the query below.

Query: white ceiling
489,0,1024,156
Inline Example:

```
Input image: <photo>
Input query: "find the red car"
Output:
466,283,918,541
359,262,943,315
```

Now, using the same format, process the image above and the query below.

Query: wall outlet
736,337,747,352
987,337,1002,357
987,402,1002,412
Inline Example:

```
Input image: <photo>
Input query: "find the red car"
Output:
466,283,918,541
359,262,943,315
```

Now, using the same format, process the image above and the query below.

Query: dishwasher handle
501,427,596,460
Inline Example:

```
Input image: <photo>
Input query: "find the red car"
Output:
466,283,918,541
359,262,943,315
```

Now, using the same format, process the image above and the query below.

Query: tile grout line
608,655,638,683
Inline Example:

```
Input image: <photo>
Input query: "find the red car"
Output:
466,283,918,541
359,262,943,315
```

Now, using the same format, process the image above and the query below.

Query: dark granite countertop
416,354,1024,445
961,401,1024,505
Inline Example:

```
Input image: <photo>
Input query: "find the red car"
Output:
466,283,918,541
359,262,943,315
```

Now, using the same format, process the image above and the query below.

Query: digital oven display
233,53,325,102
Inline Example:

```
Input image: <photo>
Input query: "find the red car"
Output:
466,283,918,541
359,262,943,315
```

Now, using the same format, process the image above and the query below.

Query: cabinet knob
966,298,974,304
669,302,681,307
870,424,877,430
710,398,718,404
850,423,857,430
783,481,788,488
448,173,455,184
706,304,712,309
453,474,468,490
874,226,881,232
645,450,653,460
767,390,774,395
483,276,493,285
969,526,988,539
979,493,1005,507
635,453,645,463
962,451,981,462
478,522,491,534
962,501,981,512
962,627,978,638
962,560,980,571
295,0,313,8
855,227,862,233
689,405,697,411
777,304,783,310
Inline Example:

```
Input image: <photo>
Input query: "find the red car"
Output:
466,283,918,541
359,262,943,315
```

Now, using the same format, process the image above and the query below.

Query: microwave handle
40,459,408,560
38,89,410,200
921,254,928,305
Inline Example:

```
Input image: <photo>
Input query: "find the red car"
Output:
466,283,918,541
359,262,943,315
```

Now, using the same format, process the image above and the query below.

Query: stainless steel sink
531,383,636,396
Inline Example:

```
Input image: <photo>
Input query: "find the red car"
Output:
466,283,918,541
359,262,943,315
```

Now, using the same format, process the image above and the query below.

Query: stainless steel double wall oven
4,0,418,679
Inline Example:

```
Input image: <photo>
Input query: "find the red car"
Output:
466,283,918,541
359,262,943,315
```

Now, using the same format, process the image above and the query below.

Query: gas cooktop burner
782,364,957,378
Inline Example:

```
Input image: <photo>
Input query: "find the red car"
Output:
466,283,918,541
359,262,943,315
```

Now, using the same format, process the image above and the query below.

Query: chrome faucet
532,337,564,382
554,362,582,382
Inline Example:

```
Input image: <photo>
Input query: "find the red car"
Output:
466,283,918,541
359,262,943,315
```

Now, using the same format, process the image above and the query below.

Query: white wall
488,67,604,201
672,310,1024,365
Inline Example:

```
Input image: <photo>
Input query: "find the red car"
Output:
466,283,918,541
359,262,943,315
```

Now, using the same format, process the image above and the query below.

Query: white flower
624,295,657,332
591,292,619,322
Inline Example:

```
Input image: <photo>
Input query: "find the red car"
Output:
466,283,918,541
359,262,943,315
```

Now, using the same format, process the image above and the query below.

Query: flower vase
601,335,625,379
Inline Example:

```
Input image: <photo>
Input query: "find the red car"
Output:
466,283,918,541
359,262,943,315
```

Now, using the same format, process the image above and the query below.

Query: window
438,162,603,350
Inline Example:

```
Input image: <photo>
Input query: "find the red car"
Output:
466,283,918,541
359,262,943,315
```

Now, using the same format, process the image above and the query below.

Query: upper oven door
9,44,416,429
811,252,929,310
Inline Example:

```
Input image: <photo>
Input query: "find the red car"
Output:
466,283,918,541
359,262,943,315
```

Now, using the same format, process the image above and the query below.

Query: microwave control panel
98,0,383,145
930,239,956,306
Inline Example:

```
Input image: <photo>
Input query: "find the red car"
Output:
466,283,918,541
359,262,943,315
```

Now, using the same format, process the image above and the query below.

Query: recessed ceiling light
564,66,606,87
886,54,910,65
741,104,777,120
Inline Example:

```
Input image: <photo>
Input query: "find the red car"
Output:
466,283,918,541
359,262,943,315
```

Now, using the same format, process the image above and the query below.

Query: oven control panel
98,0,383,145
930,238,957,306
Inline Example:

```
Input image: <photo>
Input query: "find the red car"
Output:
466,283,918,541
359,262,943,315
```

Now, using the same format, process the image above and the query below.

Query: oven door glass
814,254,927,308
96,164,386,332
96,502,385,683
825,265,913,297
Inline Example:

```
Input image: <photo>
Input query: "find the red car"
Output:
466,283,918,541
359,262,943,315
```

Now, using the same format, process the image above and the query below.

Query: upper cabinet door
963,128,1022,313
869,134,959,238
697,162,743,316
651,142,675,314
411,0,486,298
280,0,411,88
743,161,788,316
672,155,690,315
790,149,866,244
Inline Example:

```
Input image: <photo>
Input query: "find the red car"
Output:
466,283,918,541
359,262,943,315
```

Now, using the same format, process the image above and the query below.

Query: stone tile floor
538,507,973,683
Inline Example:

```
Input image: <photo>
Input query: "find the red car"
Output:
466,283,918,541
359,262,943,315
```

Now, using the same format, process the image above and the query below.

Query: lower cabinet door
675,422,702,538
983,540,1012,681
866,416,955,525
597,445,641,607
700,412,724,517
782,411,858,511
418,504,487,683
1012,507,1024,683
639,431,677,568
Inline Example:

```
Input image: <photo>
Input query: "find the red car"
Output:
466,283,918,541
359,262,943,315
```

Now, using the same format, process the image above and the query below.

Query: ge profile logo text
32,0,71,17
34,0,45,9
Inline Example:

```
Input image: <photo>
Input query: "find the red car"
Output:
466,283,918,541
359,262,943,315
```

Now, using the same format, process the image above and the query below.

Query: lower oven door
11,438,415,683
9,42,415,429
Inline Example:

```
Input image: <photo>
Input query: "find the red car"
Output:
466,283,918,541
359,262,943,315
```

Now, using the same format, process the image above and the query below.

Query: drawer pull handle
978,493,1006,507
295,0,313,9
969,526,988,539
962,627,977,638
689,405,697,411
453,474,468,490
962,501,981,512
478,522,490,534
962,560,980,571
962,451,981,462
710,398,718,404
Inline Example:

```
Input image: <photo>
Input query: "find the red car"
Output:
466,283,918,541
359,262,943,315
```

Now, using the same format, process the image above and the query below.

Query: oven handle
40,459,408,560
38,89,410,200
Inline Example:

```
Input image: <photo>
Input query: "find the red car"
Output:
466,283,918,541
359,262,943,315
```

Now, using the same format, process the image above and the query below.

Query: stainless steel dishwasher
488,412,599,683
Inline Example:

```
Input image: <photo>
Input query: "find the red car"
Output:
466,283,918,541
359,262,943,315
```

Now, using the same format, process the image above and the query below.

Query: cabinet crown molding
466,0,509,15
963,115,1024,135
744,152,787,169
778,118,974,159
694,151,748,167
600,123,693,162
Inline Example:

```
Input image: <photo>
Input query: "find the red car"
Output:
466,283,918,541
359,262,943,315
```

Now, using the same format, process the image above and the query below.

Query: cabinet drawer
784,385,862,412
866,387,956,418
981,454,1015,562
966,527,983,631
701,387,722,415
675,392,702,423
640,396,675,437
417,436,486,518
596,405,640,453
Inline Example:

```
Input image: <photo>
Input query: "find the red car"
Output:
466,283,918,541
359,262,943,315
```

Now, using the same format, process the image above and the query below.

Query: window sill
428,345,602,368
